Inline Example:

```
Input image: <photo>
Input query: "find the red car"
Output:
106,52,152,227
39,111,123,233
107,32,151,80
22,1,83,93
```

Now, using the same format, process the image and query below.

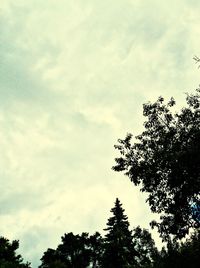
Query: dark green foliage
39,232,103,268
178,229,200,268
132,226,158,268
102,198,137,268
58,232,91,268
88,232,104,267
39,199,199,268
153,229,200,268
113,90,200,239
0,237,31,268
39,248,66,268
153,239,181,268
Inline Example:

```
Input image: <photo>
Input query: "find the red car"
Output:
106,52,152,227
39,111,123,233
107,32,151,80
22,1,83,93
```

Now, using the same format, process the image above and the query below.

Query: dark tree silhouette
39,248,66,268
57,232,91,268
102,198,137,268
0,237,31,268
113,90,200,239
178,229,200,268
132,226,158,268
153,229,200,268
39,232,103,268
88,232,104,268
39,200,162,268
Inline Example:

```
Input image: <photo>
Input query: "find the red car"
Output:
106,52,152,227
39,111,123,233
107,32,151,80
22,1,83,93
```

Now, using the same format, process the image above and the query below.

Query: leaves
0,237,31,268
39,232,104,268
113,90,200,239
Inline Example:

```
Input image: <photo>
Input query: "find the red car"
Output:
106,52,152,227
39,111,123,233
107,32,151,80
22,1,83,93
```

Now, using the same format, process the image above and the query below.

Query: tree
113,90,200,240
39,232,103,268
102,198,137,268
88,232,104,268
58,232,91,268
0,237,31,268
153,229,200,268
39,248,67,268
178,229,200,268
132,226,158,268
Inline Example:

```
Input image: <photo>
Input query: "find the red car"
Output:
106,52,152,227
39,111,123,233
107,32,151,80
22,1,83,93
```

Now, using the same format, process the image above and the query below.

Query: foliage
153,229,200,268
102,198,137,268
132,226,158,268
0,237,31,268
39,199,200,268
39,232,103,268
40,198,159,268
88,232,104,267
113,90,200,239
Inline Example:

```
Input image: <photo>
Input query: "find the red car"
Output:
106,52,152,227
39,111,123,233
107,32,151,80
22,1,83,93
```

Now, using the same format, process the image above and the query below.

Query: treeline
1,86,200,267
0,198,200,267
34,198,200,267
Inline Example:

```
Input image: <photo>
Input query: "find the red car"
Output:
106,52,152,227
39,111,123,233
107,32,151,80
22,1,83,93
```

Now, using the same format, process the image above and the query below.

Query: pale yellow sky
1,0,200,266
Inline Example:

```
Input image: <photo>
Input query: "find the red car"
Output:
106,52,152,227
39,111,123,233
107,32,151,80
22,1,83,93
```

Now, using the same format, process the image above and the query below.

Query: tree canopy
132,226,158,268
37,196,200,267
39,232,103,268
39,198,160,268
0,237,31,268
113,90,200,239
153,229,200,268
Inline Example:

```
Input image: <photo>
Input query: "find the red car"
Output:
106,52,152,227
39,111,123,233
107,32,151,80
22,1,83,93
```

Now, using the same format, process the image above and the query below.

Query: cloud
1,0,200,267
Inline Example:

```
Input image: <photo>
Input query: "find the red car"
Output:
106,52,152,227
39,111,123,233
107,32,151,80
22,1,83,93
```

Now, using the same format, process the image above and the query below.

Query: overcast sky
1,0,200,267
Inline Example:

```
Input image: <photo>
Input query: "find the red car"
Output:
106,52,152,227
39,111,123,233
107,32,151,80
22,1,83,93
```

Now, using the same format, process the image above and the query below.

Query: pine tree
102,198,137,268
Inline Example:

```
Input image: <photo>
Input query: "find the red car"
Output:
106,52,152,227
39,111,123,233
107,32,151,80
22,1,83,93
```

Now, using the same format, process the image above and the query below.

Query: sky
1,0,200,267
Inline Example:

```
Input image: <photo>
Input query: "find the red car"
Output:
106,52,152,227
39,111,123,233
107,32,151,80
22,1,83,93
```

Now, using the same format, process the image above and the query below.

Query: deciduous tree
0,237,31,268
113,90,200,239
39,232,103,268
132,226,158,268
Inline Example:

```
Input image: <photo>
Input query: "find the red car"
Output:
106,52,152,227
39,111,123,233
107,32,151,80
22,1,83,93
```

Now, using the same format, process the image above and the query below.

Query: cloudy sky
1,0,200,266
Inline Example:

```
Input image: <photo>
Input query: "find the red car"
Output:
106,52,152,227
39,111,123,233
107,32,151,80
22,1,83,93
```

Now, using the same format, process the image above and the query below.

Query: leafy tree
57,232,91,268
153,229,200,268
132,226,158,268
88,232,104,268
113,90,200,239
0,237,31,268
39,248,66,268
153,238,181,268
102,198,137,268
178,229,200,268
39,232,103,268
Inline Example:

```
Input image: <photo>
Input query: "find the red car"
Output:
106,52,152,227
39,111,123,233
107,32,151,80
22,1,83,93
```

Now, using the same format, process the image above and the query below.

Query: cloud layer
1,0,200,266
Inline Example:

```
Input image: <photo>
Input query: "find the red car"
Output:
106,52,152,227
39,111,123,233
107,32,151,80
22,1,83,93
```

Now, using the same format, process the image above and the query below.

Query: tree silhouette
39,200,163,267
39,232,103,268
132,226,158,268
113,90,200,239
58,232,91,268
39,248,66,268
102,198,137,268
178,229,200,268
88,232,104,268
0,237,31,268
153,229,200,268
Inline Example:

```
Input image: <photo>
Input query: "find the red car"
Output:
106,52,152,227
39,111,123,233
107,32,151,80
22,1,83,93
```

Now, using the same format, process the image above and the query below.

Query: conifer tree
102,198,137,268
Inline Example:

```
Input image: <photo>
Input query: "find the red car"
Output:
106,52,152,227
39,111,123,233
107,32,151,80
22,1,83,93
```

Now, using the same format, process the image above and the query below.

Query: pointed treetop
102,198,137,268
